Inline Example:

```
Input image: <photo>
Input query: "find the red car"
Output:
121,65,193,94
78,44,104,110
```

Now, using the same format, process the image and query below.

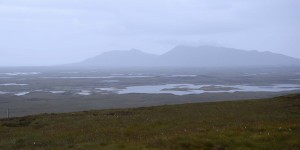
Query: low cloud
0,0,299,66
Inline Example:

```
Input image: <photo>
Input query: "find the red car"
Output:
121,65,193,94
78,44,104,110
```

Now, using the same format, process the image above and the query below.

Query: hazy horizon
1,45,300,67
1,0,300,66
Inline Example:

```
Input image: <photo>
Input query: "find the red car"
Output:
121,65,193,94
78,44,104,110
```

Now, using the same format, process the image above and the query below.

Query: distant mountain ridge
78,45,300,67
81,49,158,67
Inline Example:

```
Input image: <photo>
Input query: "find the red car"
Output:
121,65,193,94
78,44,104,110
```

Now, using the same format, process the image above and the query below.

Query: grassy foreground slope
0,94,300,150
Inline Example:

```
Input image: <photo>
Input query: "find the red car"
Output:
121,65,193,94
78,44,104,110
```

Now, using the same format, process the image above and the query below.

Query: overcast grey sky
0,0,299,66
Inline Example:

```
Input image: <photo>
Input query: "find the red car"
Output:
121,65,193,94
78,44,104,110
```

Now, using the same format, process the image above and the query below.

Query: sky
0,0,300,66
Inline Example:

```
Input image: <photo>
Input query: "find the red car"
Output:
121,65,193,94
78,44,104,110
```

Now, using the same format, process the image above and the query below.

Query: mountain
78,46,300,67
80,49,158,67
158,45,300,67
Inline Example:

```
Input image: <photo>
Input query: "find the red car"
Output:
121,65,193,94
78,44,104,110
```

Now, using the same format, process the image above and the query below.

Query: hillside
81,49,158,67
78,46,300,67
1,94,299,149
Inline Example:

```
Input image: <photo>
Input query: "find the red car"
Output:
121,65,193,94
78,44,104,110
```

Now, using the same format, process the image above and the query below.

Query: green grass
0,94,300,150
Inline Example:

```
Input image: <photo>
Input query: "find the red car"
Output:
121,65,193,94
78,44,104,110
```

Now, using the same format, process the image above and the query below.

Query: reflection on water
0,83,28,86
101,80,119,83
50,91,66,94
77,90,91,96
101,84,300,95
40,75,154,79
0,91,9,94
15,92,30,96
0,72,40,76
169,75,197,77
2,84,300,96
